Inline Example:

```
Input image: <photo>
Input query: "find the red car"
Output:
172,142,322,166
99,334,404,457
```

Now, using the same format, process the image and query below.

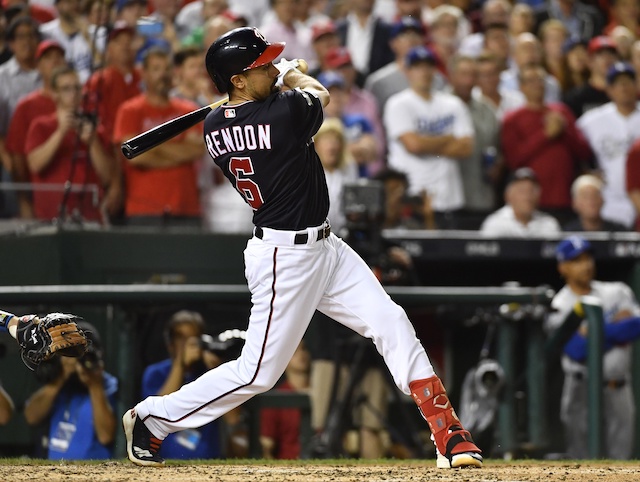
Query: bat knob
121,143,135,159
297,59,308,74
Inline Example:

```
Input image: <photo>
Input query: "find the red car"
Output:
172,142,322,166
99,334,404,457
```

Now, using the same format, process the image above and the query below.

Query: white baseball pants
137,229,435,439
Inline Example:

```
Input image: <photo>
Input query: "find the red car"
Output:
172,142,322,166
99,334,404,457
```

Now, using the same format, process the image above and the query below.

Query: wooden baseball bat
121,59,308,160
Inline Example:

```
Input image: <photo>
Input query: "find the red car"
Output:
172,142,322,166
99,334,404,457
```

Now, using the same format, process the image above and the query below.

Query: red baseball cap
325,46,352,69
108,20,135,41
311,21,337,42
35,39,64,61
588,36,617,55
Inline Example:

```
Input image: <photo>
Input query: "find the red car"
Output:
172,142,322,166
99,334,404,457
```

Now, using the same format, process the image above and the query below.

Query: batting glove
275,58,300,88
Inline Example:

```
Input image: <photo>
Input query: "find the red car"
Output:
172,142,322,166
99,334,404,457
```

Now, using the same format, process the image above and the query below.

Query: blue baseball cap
606,62,636,85
391,16,425,39
406,46,437,67
317,70,346,90
556,236,593,262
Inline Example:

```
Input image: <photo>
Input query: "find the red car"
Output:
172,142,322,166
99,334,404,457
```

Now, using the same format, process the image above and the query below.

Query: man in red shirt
84,21,141,222
501,63,592,224
25,65,113,222
113,47,204,226
6,39,66,218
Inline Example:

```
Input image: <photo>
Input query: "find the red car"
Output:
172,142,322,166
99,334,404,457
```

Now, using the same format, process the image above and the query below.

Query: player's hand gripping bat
121,59,308,160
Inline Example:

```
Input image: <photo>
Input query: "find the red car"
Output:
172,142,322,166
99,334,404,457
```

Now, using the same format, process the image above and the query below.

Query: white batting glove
275,58,300,88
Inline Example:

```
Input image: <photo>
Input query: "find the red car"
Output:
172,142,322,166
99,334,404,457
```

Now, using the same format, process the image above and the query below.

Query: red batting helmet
205,27,285,93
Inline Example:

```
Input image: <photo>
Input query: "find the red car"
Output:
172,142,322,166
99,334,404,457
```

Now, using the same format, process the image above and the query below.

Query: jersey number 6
229,156,264,210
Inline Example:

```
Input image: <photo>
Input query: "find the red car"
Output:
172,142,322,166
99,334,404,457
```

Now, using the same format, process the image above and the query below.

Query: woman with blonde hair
314,117,358,233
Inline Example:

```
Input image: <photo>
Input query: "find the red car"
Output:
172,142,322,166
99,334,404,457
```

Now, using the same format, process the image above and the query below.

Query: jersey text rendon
205,124,271,158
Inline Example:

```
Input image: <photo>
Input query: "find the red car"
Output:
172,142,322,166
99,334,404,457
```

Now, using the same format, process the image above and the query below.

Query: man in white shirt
384,45,474,229
577,62,640,229
480,167,561,236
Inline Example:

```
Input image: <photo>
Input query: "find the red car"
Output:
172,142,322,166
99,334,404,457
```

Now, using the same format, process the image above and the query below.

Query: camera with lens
200,329,246,363
75,111,98,127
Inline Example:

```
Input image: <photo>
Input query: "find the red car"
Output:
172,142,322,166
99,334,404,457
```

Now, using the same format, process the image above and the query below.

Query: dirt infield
0,460,639,482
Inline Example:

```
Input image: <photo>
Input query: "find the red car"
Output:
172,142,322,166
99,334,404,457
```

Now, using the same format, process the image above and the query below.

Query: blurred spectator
308,20,340,77
393,0,424,21
83,22,141,222
143,0,182,55
23,322,118,459
0,6,12,65
373,167,435,229
501,63,591,221
113,48,204,227
0,382,13,425
422,0,446,26
25,65,113,223
171,46,212,106
546,235,640,459
364,16,428,114
260,340,310,459
564,174,628,232
6,40,66,220
323,46,385,173
335,0,394,78
260,0,315,64
295,0,331,28
175,0,228,42
539,19,568,86
508,3,535,38
611,26,635,62
313,117,358,233
0,16,41,217
563,36,618,118
577,62,640,229
480,167,561,236
384,46,474,229
319,71,377,179
631,40,640,91
116,0,148,28
604,0,640,38
4,0,55,25
626,138,640,229
500,32,561,103
473,52,524,120
141,310,224,459
427,4,465,78
533,0,604,42
40,0,102,83
202,14,235,54
482,21,511,71
227,0,270,28
182,7,246,48
458,0,511,58
449,55,501,229
559,38,590,94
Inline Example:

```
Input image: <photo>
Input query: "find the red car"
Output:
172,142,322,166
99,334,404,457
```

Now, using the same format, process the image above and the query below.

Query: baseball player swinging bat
121,59,308,160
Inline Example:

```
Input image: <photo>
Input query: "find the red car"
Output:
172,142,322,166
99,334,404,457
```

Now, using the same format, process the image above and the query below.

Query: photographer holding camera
23,321,118,459
141,310,247,459
25,64,113,223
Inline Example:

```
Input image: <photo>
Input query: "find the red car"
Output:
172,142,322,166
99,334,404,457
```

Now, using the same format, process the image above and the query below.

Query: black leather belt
254,225,331,244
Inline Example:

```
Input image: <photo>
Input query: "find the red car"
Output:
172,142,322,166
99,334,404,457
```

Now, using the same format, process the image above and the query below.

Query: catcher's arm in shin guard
0,310,89,370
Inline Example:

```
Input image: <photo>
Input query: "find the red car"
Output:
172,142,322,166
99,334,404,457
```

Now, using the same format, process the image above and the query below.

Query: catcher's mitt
17,313,89,371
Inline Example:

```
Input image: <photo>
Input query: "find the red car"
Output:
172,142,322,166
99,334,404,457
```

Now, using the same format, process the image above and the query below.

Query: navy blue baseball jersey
203,88,329,231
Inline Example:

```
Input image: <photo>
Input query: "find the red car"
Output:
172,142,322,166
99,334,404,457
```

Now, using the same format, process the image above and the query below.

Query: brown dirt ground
0,461,639,482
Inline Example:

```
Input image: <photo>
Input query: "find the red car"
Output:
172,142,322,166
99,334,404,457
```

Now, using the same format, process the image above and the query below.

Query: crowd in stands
0,0,639,234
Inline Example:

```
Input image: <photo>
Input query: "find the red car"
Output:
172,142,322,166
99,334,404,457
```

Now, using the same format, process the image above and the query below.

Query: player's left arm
277,60,329,108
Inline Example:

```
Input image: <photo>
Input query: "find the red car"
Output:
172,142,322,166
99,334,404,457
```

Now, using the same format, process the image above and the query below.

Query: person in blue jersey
123,26,483,470
24,322,117,460
141,310,223,459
